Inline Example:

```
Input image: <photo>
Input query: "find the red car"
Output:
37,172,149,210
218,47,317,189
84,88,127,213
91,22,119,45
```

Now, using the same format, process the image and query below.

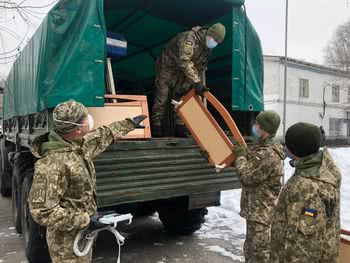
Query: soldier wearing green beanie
152,23,226,137
29,99,147,263
232,110,284,262
271,122,341,262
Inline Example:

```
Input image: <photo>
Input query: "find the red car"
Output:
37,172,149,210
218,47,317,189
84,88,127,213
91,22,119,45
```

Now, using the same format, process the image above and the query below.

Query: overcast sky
245,0,350,63
0,0,350,77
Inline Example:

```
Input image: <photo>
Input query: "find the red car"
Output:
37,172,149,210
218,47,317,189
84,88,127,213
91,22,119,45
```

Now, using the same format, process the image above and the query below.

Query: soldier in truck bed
151,23,226,137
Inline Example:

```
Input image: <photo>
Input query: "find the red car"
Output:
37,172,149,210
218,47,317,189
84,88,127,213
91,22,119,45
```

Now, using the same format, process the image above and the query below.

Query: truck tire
0,139,15,197
12,173,22,233
128,203,156,217
158,199,208,236
12,151,35,234
21,175,51,263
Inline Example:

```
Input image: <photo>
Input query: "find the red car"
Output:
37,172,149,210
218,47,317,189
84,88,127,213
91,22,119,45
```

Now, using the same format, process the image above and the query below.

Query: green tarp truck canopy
3,0,263,120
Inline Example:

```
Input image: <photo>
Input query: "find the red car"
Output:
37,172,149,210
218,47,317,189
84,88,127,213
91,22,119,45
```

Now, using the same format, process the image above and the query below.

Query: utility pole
282,0,289,186
282,0,289,139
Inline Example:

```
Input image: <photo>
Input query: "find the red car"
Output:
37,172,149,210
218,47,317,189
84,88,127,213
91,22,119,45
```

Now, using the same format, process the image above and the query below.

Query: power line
0,0,55,64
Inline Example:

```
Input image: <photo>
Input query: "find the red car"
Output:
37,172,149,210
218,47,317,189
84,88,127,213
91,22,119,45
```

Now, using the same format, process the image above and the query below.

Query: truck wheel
12,174,22,233
21,175,51,263
12,151,35,234
0,139,14,197
130,203,156,217
158,200,208,235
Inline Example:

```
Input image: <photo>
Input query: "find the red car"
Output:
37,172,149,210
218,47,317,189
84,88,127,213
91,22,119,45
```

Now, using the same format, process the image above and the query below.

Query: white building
264,55,350,142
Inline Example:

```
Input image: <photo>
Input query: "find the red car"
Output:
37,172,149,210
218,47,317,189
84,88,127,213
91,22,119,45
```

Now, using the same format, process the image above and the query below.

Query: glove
233,145,247,159
199,150,209,160
88,214,106,231
130,115,147,128
193,82,209,96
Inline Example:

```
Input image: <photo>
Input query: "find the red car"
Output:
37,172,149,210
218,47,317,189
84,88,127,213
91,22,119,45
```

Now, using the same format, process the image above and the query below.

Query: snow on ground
197,147,350,259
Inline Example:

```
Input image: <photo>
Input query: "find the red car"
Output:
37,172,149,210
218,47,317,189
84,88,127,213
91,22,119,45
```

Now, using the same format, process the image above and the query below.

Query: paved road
0,195,243,263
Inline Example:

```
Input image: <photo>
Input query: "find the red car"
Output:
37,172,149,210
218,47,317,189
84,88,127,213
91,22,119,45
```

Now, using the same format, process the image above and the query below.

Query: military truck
0,0,264,262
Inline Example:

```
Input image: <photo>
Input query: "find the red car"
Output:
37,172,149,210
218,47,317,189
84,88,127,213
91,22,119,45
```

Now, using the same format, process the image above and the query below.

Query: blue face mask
284,146,294,160
252,125,261,140
206,37,218,49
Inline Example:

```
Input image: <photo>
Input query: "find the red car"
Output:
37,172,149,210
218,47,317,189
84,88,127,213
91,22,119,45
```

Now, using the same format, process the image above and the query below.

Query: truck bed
95,137,240,207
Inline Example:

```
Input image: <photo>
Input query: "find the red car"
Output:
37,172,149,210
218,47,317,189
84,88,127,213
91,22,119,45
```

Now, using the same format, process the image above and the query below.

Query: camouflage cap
207,23,226,43
53,99,88,134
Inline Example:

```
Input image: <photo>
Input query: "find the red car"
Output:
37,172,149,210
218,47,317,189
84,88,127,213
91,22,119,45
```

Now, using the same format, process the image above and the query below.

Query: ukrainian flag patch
302,207,317,218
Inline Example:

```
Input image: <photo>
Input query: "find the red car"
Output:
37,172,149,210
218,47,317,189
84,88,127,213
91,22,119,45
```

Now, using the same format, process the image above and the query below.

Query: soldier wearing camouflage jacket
233,111,284,263
271,123,341,263
151,23,226,136
29,100,146,263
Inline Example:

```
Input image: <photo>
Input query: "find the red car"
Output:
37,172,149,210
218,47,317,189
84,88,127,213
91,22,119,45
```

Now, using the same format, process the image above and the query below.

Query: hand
193,82,209,96
233,145,247,159
88,214,106,231
131,115,147,128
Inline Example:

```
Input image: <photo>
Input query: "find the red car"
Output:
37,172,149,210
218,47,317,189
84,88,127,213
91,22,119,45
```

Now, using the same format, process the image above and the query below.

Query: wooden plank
141,99,152,138
87,94,151,139
105,102,141,107
338,229,350,263
105,94,147,101
204,92,247,147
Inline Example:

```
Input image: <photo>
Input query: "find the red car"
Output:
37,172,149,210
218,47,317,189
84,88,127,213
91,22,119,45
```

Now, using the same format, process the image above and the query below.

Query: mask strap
53,116,85,127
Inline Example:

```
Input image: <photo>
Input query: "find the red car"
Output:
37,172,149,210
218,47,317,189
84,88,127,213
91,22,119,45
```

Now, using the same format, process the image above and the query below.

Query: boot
152,125,162,137
175,125,189,138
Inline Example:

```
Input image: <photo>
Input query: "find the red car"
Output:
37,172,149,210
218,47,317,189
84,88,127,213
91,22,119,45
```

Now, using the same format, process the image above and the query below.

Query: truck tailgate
95,138,240,207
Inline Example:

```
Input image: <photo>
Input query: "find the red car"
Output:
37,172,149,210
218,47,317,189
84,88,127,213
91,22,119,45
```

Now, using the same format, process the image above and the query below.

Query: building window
332,85,340,102
329,118,342,137
348,86,350,103
299,78,309,98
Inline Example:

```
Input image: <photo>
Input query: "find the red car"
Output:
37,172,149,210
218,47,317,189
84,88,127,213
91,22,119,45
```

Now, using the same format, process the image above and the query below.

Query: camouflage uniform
152,26,211,126
29,119,136,262
234,136,284,263
270,147,341,263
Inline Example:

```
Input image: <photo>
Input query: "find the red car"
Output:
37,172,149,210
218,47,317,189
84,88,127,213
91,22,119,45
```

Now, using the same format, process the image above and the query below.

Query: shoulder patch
183,41,194,55
31,178,47,203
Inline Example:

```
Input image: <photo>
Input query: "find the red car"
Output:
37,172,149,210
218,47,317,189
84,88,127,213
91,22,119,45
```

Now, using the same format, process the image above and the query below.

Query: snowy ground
197,147,350,261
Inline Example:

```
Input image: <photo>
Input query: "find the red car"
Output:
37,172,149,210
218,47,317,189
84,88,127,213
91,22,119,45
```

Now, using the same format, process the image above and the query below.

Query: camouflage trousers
244,221,271,263
152,65,194,127
47,227,92,263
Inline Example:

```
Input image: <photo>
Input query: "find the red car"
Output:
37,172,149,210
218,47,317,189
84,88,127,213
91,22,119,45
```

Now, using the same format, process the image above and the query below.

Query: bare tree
324,19,350,71
0,0,57,65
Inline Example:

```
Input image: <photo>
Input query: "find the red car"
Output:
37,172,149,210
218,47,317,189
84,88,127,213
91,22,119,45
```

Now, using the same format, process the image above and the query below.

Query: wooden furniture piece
88,94,151,139
339,229,350,263
173,89,246,172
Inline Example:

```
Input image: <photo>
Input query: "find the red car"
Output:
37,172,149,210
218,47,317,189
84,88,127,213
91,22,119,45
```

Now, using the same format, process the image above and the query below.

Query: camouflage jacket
29,120,135,232
156,26,211,84
235,136,284,226
270,148,341,263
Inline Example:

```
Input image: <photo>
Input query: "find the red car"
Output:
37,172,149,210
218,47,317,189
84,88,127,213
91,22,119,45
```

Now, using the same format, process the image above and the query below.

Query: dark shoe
152,125,162,137
175,125,189,137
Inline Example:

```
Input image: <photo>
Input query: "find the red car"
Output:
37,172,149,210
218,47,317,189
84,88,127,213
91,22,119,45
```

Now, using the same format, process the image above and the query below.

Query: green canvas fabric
4,0,106,120
4,0,263,120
